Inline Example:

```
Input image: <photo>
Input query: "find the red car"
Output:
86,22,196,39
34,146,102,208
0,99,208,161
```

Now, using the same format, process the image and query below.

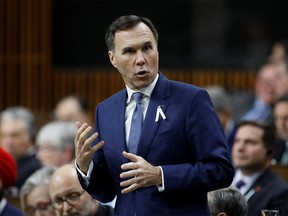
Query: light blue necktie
128,92,143,154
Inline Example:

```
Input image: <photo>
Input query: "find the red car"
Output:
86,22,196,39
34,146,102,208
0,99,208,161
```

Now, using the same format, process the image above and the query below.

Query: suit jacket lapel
244,170,268,201
113,90,128,152
137,73,170,157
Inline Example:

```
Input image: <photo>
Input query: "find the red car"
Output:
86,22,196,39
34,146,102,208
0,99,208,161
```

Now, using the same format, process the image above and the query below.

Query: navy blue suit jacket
243,169,288,216
1,202,24,216
78,72,234,216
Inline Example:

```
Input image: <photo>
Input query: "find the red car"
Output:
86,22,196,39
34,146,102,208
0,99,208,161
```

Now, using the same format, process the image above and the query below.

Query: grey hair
36,121,76,151
0,106,37,138
208,187,248,216
205,85,232,113
19,166,57,213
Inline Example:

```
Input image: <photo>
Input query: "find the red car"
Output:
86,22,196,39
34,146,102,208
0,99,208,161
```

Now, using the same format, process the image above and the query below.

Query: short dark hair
236,120,276,153
105,15,158,51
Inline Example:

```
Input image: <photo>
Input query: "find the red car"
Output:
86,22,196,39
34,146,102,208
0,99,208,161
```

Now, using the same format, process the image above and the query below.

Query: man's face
50,176,94,216
255,65,278,105
108,22,159,91
274,101,288,140
26,185,56,216
36,144,64,167
232,125,268,173
274,63,288,98
0,119,32,159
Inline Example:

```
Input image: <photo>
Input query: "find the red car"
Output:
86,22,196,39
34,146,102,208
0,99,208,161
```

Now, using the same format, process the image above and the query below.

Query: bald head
50,164,77,189
49,164,98,216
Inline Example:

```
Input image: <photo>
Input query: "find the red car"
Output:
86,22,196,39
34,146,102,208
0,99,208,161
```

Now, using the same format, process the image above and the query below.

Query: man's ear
108,51,117,68
217,212,227,216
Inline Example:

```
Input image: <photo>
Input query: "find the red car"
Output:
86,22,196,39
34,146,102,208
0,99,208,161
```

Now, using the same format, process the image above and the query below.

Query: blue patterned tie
128,92,143,154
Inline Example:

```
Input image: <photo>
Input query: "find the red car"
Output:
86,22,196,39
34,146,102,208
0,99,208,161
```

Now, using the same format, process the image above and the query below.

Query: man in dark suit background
231,120,288,216
273,94,288,164
0,107,41,197
75,15,234,216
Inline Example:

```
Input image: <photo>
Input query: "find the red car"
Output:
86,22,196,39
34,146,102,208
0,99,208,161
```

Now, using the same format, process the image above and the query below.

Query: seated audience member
236,61,288,125
272,61,288,99
273,94,288,164
0,107,41,196
20,166,57,216
207,187,248,216
205,85,236,150
231,120,288,216
53,95,92,125
36,121,76,167
239,63,280,125
49,164,113,216
0,147,24,216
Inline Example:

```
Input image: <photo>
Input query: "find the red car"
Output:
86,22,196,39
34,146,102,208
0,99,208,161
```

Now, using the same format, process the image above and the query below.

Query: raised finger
89,139,105,154
75,122,89,144
122,151,139,162
77,125,93,149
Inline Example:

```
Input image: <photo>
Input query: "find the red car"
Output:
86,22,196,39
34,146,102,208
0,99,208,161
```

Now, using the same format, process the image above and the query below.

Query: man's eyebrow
122,46,133,53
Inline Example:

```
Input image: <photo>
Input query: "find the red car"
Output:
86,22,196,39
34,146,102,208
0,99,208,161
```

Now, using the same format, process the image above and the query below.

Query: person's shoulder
2,202,25,216
261,169,288,189
98,88,127,106
169,79,201,91
97,203,114,216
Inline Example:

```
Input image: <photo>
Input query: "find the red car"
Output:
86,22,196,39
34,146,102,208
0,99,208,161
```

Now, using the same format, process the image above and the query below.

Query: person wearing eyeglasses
49,164,113,216
20,166,57,216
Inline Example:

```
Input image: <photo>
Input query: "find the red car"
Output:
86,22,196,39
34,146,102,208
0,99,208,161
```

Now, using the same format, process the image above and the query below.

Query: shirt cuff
157,166,165,192
74,160,94,187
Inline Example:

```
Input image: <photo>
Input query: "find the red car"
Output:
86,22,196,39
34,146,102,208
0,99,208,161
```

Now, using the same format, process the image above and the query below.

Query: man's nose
135,51,145,65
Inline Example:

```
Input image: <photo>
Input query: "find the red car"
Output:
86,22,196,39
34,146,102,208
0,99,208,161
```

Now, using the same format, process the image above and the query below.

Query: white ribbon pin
155,105,166,122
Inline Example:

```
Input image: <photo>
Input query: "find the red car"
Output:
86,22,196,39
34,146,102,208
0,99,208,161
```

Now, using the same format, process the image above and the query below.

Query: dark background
52,0,288,69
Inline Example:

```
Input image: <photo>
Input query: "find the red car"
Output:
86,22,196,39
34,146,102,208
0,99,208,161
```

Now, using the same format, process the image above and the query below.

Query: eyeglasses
25,201,52,216
51,190,85,210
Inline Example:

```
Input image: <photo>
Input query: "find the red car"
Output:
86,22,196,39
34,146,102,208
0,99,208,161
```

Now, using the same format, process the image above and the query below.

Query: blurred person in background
231,120,288,215
20,166,57,216
53,95,92,125
205,85,236,151
49,164,113,216
207,187,248,216
267,40,288,64
36,121,76,167
0,147,24,216
0,107,41,196
233,59,288,126
239,63,280,125
273,94,288,164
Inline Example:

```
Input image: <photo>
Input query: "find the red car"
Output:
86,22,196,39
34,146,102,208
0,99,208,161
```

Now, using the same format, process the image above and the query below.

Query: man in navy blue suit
75,15,234,216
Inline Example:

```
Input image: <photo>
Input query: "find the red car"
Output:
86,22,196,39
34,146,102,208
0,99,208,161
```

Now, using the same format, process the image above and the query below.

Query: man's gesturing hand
120,151,162,194
75,121,104,174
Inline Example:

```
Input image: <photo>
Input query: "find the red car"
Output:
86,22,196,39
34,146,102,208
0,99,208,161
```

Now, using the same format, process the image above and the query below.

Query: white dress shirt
232,169,262,196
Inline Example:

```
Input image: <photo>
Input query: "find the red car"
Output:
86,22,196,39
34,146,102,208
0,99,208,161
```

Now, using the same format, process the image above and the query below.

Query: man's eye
123,48,134,54
68,193,79,201
55,199,63,205
143,45,152,52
